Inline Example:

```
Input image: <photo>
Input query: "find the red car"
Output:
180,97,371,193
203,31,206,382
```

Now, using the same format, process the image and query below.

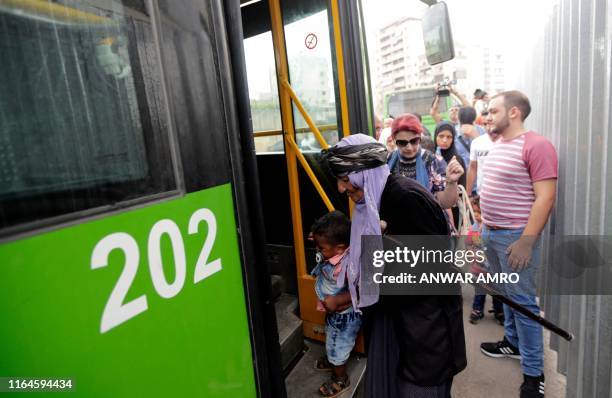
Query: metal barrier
517,0,612,396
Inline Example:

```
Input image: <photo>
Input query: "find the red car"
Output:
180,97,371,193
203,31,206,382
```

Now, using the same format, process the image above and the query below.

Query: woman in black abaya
321,134,466,398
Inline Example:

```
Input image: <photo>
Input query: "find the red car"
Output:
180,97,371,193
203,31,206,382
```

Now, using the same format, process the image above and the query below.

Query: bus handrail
253,124,338,138
284,135,335,213
2,0,115,25
281,79,330,150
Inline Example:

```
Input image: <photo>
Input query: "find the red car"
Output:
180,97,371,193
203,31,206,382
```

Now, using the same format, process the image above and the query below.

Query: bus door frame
267,0,358,345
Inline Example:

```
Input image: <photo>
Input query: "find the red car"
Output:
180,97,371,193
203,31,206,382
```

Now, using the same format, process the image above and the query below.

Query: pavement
452,285,566,397
285,285,566,398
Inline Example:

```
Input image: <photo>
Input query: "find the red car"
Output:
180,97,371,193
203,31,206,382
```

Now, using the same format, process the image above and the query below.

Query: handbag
452,184,477,270
456,184,476,236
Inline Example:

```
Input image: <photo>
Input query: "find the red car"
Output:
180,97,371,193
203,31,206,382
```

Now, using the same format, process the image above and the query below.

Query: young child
310,211,361,397
468,196,504,325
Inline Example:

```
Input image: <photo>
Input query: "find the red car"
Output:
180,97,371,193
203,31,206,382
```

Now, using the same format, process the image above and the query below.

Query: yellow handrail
330,0,350,138
269,0,307,278
269,0,356,278
0,0,114,25
281,80,329,150
253,124,337,138
253,130,286,138
284,135,335,212
330,0,354,216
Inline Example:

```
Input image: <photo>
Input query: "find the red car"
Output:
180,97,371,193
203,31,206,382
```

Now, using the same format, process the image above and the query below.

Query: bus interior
241,0,371,395
238,0,453,395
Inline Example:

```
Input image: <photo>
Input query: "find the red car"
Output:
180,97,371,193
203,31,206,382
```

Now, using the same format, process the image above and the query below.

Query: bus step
285,339,366,398
275,293,304,371
270,274,283,301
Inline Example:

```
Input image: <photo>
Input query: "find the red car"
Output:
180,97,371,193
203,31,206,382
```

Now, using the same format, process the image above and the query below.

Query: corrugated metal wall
515,0,612,396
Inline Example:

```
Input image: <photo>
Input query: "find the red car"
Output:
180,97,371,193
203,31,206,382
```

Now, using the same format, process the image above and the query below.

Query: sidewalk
452,286,566,397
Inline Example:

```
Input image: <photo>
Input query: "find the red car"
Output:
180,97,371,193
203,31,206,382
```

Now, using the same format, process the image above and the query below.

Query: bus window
386,87,446,120
0,1,176,232
244,31,284,153
385,87,453,134
156,1,235,189
283,9,341,152
243,3,341,154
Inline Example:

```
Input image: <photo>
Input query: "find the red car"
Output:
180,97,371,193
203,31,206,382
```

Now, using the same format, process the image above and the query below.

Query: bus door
0,1,276,396
240,0,371,394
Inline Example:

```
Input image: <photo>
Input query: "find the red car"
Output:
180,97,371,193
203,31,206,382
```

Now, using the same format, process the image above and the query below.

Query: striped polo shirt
480,131,558,229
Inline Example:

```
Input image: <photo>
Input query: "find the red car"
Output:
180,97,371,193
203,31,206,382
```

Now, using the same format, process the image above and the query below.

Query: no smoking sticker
305,33,318,49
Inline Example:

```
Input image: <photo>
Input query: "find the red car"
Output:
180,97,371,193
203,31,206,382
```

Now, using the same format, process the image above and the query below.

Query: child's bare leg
332,364,347,381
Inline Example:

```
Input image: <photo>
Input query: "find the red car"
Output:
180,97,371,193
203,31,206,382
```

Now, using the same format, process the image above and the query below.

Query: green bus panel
0,184,256,397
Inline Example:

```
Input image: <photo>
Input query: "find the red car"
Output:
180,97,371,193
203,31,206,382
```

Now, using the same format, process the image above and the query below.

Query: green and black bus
0,0,450,396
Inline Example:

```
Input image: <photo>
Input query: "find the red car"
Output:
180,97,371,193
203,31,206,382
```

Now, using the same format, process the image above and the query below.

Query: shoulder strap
456,184,476,235
415,150,430,190
457,135,471,152
387,150,399,170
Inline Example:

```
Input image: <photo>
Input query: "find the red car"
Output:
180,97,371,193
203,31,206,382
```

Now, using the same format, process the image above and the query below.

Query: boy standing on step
310,211,361,398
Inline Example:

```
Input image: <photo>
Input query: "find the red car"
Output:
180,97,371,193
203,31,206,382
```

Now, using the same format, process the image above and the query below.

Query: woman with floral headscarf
322,134,466,398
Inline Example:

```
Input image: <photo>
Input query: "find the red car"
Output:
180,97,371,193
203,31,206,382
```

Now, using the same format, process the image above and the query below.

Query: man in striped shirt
478,91,558,398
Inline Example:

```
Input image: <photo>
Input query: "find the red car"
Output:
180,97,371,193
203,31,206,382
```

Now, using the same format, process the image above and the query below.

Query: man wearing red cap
387,113,464,209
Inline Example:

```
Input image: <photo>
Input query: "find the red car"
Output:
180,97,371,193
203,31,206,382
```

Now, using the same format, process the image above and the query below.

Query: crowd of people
310,87,558,398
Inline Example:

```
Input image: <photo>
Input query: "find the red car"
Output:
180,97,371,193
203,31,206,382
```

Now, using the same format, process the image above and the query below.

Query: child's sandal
318,375,350,397
314,357,332,372
469,309,484,324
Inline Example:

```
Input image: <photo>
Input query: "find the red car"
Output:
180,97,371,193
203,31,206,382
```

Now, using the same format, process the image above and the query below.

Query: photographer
429,81,470,126
473,88,490,116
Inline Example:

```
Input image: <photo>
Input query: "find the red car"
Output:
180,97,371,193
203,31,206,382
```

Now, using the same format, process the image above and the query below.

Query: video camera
473,88,488,100
436,78,457,97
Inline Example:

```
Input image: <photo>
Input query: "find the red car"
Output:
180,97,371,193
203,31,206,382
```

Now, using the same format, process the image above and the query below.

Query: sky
242,0,559,99
361,0,559,87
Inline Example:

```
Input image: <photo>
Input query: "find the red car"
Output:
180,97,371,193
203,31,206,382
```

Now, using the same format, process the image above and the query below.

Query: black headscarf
434,122,466,189
434,122,459,164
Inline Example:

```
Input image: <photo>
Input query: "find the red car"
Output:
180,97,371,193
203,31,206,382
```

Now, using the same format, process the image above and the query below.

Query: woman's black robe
363,174,467,397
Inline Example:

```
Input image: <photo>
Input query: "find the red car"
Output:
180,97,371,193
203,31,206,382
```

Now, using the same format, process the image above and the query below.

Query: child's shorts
325,307,362,366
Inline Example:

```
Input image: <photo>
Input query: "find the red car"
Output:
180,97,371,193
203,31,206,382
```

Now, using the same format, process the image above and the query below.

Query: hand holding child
322,292,352,313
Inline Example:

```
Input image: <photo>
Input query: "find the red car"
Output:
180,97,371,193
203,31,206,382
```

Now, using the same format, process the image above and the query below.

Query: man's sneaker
520,374,545,397
480,336,521,359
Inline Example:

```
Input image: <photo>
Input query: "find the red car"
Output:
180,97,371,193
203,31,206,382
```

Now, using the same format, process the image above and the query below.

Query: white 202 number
91,209,223,333
189,209,222,283
91,233,148,334
148,219,186,298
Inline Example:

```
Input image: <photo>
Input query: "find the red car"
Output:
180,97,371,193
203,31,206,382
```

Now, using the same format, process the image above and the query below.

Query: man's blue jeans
481,226,543,377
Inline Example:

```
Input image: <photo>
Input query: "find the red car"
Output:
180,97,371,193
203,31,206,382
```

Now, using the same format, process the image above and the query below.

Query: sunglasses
395,137,421,147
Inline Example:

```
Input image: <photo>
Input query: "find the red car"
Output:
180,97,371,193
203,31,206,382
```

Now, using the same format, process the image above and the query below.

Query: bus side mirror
422,2,455,65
